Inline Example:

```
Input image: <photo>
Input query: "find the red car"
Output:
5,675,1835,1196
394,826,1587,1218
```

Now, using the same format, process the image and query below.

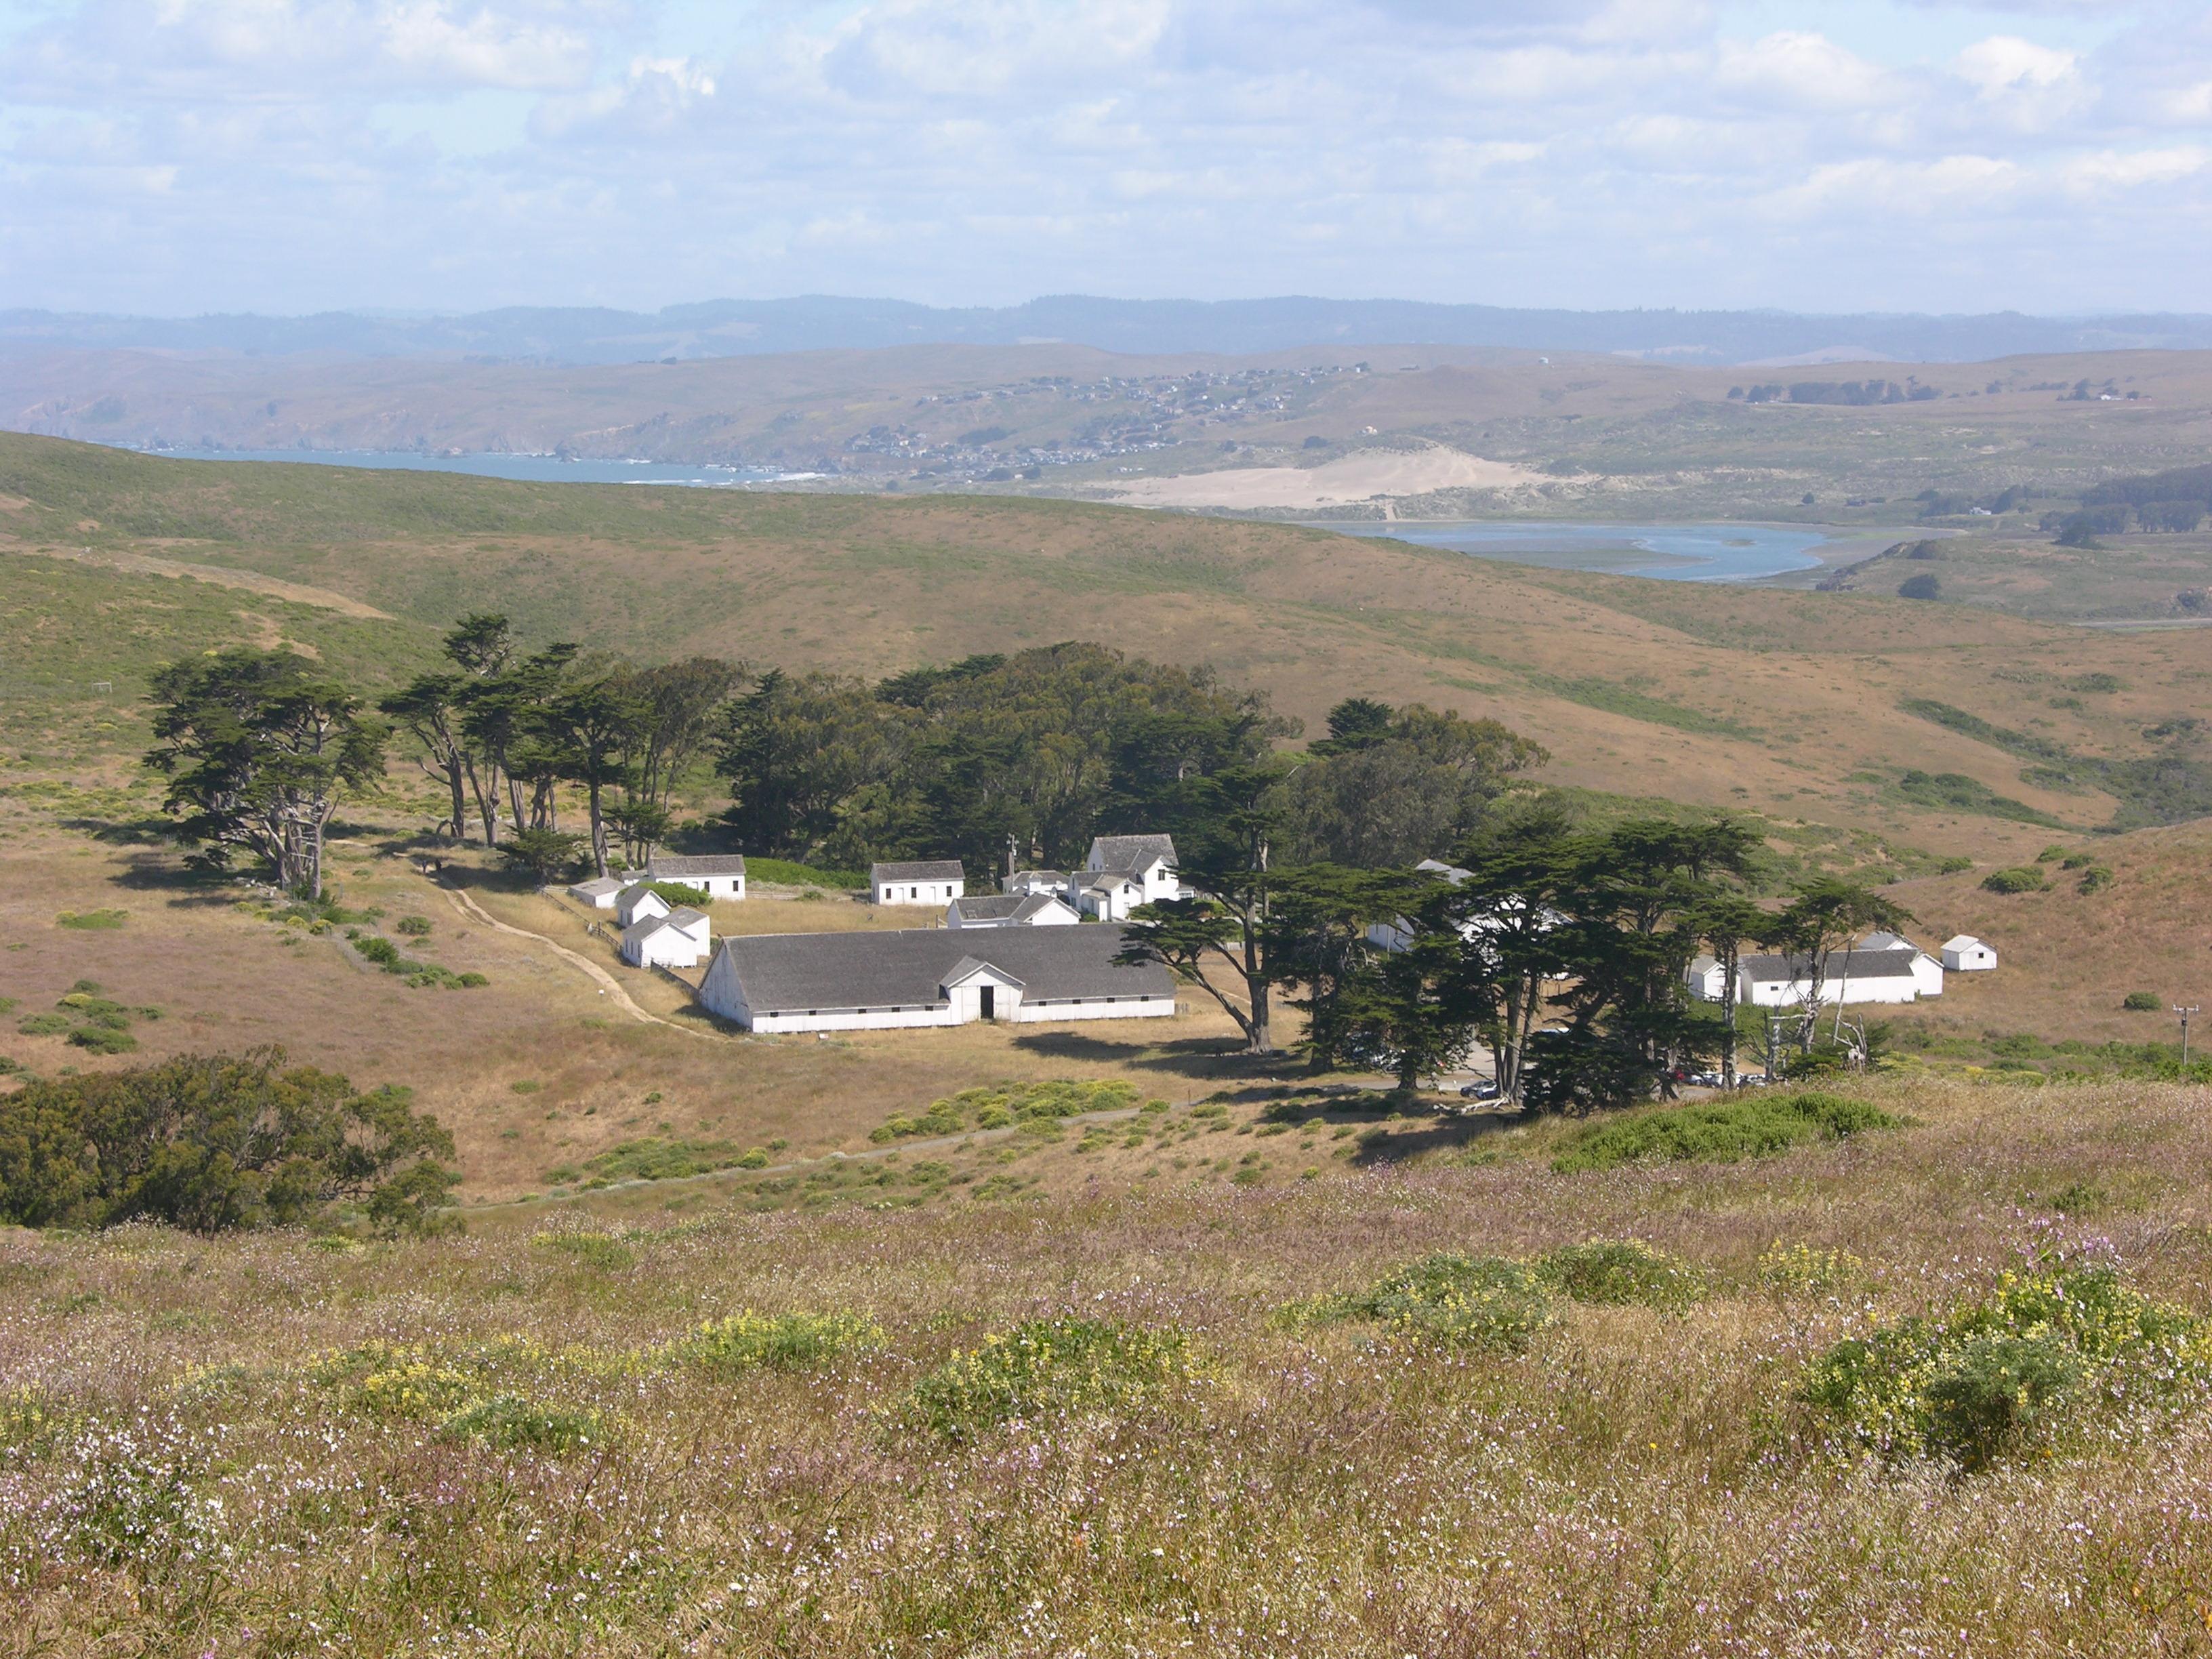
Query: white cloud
0,0,2207,314
1953,35,2076,96
2060,144,2209,192
1714,30,1896,112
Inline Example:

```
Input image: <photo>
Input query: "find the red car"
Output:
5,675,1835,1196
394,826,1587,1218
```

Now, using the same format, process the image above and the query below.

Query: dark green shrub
1982,867,2046,895
1551,1092,1898,1174
1300,1253,1556,1351
1538,1241,1705,1311
1897,573,1942,600
394,915,432,938
2122,991,2163,1012
0,1047,457,1234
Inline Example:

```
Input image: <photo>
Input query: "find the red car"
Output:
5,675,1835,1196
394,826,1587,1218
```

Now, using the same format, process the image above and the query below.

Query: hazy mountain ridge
7,295,2212,366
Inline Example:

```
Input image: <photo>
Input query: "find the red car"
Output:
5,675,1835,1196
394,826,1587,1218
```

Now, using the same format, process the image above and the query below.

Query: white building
697,924,1177,1033
872,859,966,907
1731,943,1942,1007
947,892,1081,928
621,906,711,970
568,876,628,910
1942,935,1998,972
1072,868,1149,921
644,853,747,901
1005,869,1069,898
1084,835,1183,906
616,885,672,928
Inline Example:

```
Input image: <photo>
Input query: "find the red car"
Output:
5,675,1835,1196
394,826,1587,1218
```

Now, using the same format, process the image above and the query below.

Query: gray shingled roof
626,906,708,944
1090,834,1176,874
569,876,626,897
872,859,966,883
956,893,1073,923
710,924,1172,1015
647,853,747,878
1740,948,1921,983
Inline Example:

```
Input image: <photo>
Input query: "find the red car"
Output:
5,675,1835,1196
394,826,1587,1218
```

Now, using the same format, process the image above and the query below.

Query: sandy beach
1102,441,1539,511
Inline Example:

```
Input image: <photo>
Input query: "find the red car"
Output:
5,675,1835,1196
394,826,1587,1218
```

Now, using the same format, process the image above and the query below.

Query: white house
947,892,1081,929
616,885,672,928
1005,869,1069,898
1072,868,1149,921
1085,834,1183,906
621,906,711,970
872,859,966,906
644,853,747,901
1685,954,1729,1001
1942,935,1998,972
697,924,1176,1033
568,876,628,910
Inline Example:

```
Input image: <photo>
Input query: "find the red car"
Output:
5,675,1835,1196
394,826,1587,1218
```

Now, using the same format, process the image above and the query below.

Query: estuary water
131,447,809,487
1313,520,1834,583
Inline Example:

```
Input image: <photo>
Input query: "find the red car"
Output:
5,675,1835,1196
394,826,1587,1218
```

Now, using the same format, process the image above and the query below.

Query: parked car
1459,1080,1501,1101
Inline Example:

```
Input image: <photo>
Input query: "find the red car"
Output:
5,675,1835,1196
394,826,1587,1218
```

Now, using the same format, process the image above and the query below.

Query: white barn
1942,935,1998,972
872,859,966,907
697,924,1177,1033
1732,945,1943,1007
644,853,747,901
621,906,711,970
947,893,1081,929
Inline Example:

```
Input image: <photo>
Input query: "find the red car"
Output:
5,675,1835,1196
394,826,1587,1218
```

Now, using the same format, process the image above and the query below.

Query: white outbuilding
947,892,1082,928
1942,935,1998,972
1084,835,1185,906
872,859,966,906
1073,868,1149,921
644,853,747,901
1733,944,1942,1007
616,885,672,928
621,906,711,970
567,876,628,910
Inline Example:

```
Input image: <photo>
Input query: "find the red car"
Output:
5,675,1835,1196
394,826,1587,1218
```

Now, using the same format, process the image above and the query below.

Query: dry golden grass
7,1075,2212,1655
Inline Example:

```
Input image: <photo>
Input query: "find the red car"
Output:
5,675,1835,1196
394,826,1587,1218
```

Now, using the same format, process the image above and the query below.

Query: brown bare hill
4,430,2210,866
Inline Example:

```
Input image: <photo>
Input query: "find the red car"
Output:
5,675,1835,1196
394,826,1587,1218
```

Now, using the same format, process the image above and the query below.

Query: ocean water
1317,520,1834,582
129,448,809,488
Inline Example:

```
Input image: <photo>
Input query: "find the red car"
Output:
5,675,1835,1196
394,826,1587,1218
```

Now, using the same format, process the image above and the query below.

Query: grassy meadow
9,1077,2212,1655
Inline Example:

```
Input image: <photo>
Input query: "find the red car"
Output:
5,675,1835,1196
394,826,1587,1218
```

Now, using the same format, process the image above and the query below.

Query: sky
0,0,2206,318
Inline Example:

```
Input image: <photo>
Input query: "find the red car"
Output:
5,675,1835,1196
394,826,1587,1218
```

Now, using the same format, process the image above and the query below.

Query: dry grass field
9,1075,2212,1655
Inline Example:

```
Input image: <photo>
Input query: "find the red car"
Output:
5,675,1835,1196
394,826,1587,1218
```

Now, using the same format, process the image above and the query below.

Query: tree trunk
1239,909,1273,1053
586,777,609,878
1719,943,1740,1088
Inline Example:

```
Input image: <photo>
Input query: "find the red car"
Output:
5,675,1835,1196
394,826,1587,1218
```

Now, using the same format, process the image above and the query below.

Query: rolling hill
5,430,2210,869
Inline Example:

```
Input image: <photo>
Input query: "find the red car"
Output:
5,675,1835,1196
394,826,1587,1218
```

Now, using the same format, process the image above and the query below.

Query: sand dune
1104,442,1540,510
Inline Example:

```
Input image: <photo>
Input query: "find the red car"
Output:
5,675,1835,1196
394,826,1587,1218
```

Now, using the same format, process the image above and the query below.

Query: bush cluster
1981,867,2047,895
1550,1091,1898,1174
903,1317,1199,1439
668,1311,885,1374
0,1047,459,1235
16,983,159,1054
873,1079,1140,1143
312,1340,603,1454
1537,1241,1706,1311
1803,1258,2210,1469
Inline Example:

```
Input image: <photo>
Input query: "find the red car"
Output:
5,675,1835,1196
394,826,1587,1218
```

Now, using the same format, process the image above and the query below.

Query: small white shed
621,907,711,970
568,876,627,910
1942,935,1997,972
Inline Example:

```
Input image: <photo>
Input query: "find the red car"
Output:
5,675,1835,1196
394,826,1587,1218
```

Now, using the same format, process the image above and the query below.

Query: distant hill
5,295,2212,367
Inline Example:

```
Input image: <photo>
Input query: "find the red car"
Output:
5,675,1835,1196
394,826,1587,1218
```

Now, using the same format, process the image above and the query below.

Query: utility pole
2177,1004,2201,1067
